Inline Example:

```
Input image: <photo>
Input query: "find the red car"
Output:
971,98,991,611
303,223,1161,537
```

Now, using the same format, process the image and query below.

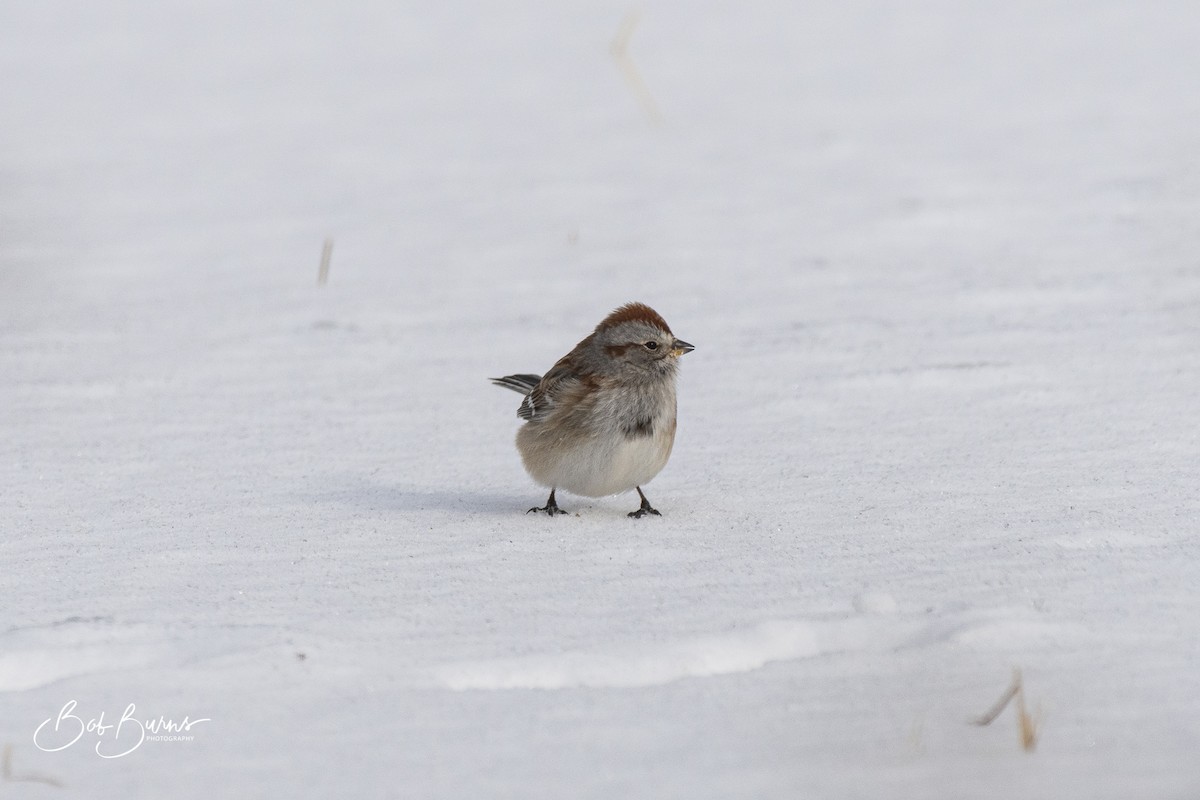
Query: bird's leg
528,488,569,516
628,486,662,518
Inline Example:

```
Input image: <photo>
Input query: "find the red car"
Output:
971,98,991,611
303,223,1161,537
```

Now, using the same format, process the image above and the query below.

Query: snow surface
3,1,1200,797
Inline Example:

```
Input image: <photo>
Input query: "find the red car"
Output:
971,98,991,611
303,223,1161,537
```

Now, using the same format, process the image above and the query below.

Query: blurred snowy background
3,1,1199,797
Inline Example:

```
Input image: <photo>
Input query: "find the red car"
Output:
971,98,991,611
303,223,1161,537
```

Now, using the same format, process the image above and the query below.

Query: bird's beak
670,339,695,357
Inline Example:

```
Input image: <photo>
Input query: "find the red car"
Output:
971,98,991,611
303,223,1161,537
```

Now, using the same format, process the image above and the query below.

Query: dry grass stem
318,238,334,285
972,668,1040,752
610,11,662,124
1,744,65,788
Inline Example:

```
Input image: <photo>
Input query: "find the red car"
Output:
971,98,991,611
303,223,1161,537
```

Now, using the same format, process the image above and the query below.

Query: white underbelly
520,426,674,498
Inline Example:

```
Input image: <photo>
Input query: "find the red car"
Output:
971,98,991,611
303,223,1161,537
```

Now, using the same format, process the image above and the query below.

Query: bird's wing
518,361,580,422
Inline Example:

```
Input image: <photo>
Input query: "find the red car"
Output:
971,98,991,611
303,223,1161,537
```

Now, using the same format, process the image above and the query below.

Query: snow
3,0,1200,797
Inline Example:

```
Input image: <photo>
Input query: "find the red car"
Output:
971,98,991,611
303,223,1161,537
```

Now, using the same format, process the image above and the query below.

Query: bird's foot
627,507,661,518
528,503,569,516
527,489,568,516
628,487,661,518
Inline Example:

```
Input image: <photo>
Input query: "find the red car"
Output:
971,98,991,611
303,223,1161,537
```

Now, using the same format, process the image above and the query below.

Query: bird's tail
490,374,541,395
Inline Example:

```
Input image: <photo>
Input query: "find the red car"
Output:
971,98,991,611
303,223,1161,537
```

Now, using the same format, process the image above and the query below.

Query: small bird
492,302,694,517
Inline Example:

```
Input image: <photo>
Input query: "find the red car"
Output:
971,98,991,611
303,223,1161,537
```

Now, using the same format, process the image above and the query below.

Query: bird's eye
644,341,659,350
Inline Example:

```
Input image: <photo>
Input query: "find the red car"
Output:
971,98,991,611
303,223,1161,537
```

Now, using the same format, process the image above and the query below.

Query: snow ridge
436,616,900,690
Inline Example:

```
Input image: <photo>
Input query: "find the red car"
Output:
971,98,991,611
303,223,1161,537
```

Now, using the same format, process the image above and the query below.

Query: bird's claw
627,507,661,518
527,504,569,516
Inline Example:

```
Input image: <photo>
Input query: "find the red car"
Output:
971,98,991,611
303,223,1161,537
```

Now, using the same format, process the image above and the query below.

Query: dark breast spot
624,416,654,438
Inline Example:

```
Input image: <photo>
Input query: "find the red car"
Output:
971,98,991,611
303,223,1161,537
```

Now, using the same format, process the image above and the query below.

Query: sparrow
492,302,693,517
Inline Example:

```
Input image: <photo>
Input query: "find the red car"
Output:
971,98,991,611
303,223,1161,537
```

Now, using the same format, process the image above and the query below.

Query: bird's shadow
311,475,527,515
